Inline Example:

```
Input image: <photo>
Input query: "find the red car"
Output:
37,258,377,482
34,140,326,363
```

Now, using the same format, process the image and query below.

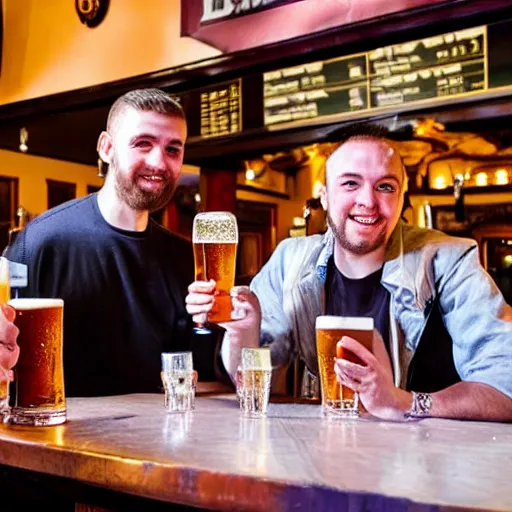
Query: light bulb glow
475,173,488,187
433,176,447,189
494,169,509,185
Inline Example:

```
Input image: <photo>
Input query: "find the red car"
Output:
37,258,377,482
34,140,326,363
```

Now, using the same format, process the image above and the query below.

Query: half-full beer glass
316,316,373,418
237,347,272,418
192,211,238,326
9,298,66,426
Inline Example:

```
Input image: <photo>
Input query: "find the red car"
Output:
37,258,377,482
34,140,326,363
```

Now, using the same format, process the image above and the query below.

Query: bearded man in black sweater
6,88,222,397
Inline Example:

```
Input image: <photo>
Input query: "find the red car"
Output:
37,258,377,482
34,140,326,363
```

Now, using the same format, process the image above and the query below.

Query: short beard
111,155,176,213
327,212,386,255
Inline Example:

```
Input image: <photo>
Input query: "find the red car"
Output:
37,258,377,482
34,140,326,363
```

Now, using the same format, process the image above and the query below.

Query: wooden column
162,201,179,232
201,168,237,213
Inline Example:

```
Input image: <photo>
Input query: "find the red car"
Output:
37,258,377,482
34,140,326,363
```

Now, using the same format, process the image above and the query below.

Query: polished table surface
0,393,510,511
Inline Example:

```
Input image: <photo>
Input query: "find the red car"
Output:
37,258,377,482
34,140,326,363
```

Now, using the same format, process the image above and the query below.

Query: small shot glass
238,347,272,418
161,352,196,413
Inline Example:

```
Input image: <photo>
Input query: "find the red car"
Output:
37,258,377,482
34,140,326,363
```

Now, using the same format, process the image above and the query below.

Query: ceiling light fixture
19,127,28,153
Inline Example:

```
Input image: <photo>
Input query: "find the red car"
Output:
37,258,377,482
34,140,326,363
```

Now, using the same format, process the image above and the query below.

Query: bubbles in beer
193,212,238,324
9,299,66,415
192,212,238,244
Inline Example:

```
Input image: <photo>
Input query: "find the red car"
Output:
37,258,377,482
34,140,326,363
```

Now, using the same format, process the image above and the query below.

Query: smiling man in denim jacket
187,135,512,421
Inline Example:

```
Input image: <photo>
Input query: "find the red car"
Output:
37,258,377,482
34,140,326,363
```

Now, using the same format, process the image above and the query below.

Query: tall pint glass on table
192,212,238,327
316,316,373,418
0,257,10,415
9,298,66,426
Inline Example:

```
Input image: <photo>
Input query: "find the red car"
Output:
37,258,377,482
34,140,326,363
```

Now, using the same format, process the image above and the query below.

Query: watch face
75,0,110,28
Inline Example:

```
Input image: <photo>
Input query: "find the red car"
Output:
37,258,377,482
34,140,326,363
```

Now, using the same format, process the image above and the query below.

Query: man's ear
319,184,328,211
97,131,113,164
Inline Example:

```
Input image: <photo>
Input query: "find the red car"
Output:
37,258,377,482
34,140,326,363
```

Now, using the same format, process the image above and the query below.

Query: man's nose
355,185,376,208
146,147,167,169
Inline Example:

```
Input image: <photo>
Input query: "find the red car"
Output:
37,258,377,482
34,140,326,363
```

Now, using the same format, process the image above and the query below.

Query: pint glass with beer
192,211,238,325
9,298,66,426
316,316,373,417
0,257,10,415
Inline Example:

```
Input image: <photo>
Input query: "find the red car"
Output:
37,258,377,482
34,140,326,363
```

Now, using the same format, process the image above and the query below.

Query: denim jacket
251,221,512,398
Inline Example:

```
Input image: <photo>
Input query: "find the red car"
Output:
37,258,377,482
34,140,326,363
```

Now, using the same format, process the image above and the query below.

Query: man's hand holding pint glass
334,326,412,421
0,305,20,385
186,281,262,381
0,256,20,414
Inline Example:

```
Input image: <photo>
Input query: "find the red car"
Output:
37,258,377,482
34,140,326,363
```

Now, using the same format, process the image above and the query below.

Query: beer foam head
0,257,9,285
315,316,374,331
193,211,238,243
9,298,64,310
241,347,271,370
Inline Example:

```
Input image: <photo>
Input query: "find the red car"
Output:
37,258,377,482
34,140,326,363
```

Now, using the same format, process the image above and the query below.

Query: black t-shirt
325,256,390,355
6,194,222,397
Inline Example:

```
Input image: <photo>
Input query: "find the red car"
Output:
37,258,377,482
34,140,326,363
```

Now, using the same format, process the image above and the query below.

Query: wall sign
199,0,303,24
181,0,451,53
75,0,110,28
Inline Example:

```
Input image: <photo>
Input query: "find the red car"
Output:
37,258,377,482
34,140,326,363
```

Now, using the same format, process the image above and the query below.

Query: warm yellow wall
0,0,220,105
0,149,103,215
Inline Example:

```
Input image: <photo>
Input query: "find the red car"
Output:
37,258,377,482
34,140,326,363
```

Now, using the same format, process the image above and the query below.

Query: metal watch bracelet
405,391,433,419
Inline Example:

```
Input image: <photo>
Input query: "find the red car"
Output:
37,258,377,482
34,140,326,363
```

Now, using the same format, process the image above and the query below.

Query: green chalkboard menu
176,79,243,142
369,27,485,108
263,26,488,128
179,18,512,142
263,53,369,125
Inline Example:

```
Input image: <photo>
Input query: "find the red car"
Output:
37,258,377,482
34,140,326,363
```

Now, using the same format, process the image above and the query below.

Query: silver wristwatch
405,391,432,419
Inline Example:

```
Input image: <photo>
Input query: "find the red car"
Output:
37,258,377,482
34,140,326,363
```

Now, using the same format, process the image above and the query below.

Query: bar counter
0,393,510,511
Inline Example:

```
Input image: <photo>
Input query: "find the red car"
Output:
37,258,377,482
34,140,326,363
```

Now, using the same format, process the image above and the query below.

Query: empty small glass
161,352,196,413
237,347,272,418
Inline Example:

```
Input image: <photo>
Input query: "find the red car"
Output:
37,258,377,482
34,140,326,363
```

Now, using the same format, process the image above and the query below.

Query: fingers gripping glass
192,212,238,334
315,316,374,419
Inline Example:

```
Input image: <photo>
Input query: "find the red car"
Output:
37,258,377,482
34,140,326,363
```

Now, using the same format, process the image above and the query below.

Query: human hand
219,286,262,381
334,330,411,421
0,304,20,384
185,280,216,325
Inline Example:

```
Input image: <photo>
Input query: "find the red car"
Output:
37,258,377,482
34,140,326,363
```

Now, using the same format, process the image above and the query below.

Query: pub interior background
0,0,512,304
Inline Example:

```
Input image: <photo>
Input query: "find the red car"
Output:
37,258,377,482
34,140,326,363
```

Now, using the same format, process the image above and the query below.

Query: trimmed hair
106,88,185,133
326,133,407,186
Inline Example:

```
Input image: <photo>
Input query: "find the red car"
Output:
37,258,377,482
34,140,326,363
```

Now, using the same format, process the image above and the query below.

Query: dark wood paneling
0,1,511,170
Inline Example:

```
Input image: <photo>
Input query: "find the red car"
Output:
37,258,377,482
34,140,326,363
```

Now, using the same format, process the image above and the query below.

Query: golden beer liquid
12,301,65,411
239,368,272,416
0,380,8,408
0,264,10,407
193,242,237,323
0,281,9,304
316,327,373,409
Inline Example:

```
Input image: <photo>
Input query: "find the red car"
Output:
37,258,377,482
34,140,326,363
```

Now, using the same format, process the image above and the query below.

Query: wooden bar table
0,393,510,511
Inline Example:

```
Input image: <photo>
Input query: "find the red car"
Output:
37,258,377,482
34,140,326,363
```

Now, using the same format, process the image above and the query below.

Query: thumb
1,304,16,323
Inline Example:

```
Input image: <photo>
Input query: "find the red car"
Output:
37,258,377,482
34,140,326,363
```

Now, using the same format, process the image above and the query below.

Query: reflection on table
0,393,510,511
